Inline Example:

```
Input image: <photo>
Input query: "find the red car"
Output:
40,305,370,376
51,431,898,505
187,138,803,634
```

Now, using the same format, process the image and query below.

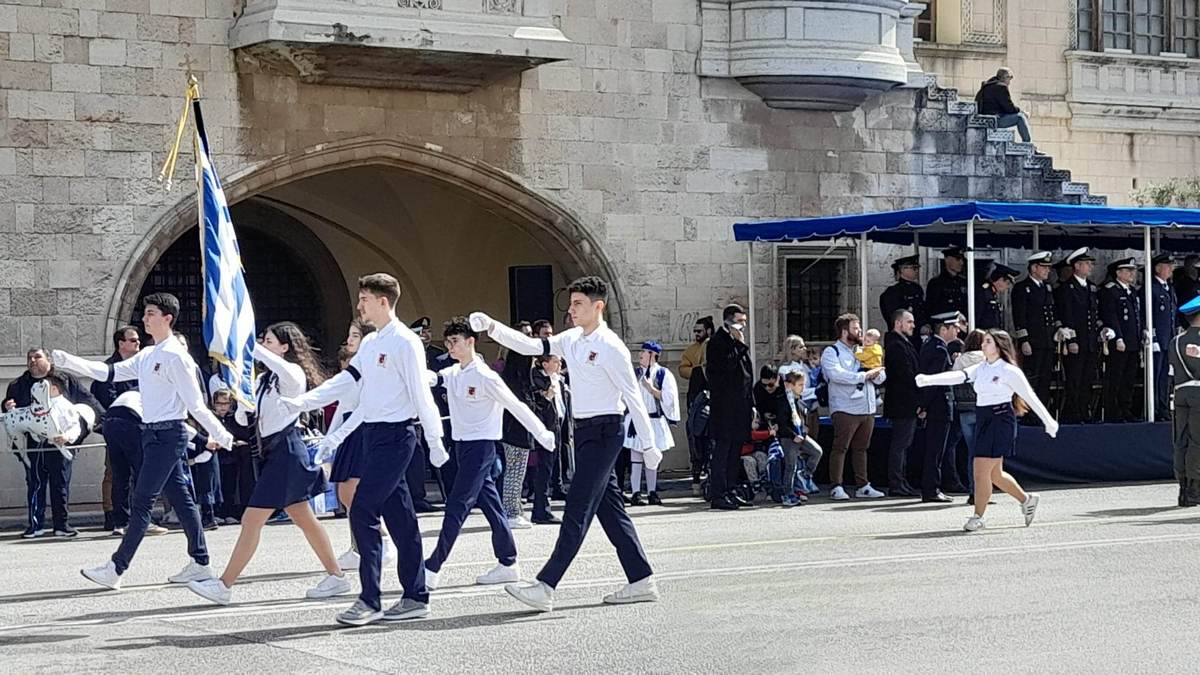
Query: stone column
898,2,928,88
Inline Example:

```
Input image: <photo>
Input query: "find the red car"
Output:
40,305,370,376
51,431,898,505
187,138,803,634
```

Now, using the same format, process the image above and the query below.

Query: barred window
785,258,844,342
1079,0,1200,55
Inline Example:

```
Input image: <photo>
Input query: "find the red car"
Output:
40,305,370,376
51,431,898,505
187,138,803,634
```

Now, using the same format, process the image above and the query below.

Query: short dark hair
27,347,47,359
358,273,401,307
211,388,233,404
695,316,715,331
143,292,180,327
834,312,860,336
112,325,139,350
43,370,68,394
350,318,376,339
722,304,745,322
567,276,608,302
516,320,532,331
443,316,476,341
759,363,778,381
532,319,552,334
891,308,911,329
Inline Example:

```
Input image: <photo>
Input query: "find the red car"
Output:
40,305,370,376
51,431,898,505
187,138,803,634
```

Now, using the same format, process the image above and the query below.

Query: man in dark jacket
5,347,102,538
1012,252,1059,406
1056,247,1101,423
919,313,961,503
883,310,921,497
705,304,753,510
975,67,1031,141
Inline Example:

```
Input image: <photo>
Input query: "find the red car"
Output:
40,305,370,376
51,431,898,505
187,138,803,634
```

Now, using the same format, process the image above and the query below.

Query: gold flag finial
158,70,201,191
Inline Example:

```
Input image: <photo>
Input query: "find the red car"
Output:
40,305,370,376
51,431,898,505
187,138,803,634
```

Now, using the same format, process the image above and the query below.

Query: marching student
420,317,556,590
916,329,1059,532
186,322,350,605
469,275,660,612
52,292,234,590
282,273,447,627
625,341,679,506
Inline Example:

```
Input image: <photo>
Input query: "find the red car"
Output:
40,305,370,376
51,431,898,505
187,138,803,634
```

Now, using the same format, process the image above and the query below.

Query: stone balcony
699,0,927,110
230,0,580,92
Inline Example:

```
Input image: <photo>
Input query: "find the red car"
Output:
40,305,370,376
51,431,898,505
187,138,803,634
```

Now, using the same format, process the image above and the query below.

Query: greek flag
195,102,257,409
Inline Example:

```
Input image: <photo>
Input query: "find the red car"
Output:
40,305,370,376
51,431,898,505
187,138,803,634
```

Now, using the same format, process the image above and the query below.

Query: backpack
686,388,710,438
814,350,832,407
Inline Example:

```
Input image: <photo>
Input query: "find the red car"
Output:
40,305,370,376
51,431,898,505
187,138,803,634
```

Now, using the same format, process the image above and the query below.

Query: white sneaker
383,598,430,621
423,566,440,591
476,562,521,586
602,576,660,605
507,515,533,530
964,515,986,532
188,578,232,605
145,523,169,536
830,485,850,501
505,580,554,612
335,599,383,627
81,561,122,591
1022,493,1040,527
306,573,352,599
337,549,360,571
168,561,214,584
855,483,885,499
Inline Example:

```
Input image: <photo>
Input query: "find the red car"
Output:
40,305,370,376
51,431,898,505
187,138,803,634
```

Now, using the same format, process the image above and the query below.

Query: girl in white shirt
187,322,349,605
917,329,1059,532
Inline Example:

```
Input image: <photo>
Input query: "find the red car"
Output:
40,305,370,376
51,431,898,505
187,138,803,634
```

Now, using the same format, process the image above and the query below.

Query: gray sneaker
383,598,430,621
335,599,383,627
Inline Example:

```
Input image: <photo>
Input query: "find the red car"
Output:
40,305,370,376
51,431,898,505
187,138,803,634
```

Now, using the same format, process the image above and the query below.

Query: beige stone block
85,150,151,178
643,48,672,73
98,11,138,39
63,36,89,64
9,33,35,61
207,0,235,18
653,0,697,24
107,0,151,13
537,66,582,92
126,39,162,68
0,149,13,176
68,177,107,204
0,61,51,91
42,177,70,203
675,240,710,263
92,205,135,233
0,5,16,33
16,7,79,35
48,261,82,290
710,146,768,171
51,63,103,93
9,91,75,121
29,149,87,177
606,213,645,239
629,21,669,48
35,34,65,63
644,214,685,240
89,38,126,66
136,13,179,42
193,18,230,44
74,93,122,122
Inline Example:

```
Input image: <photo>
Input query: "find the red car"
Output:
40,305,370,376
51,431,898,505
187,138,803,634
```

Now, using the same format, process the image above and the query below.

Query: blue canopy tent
733,201,1200,421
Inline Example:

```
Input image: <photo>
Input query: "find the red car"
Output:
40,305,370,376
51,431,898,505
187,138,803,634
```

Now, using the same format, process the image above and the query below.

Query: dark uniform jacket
1175,273,1199,328
1099,280,1142,347
705,326,753,442
1012,277,1058,349
882,330,920,419
1170,328,1200,384
1056,276,1101,352
880,279,927,333
918,337,954,421
975,283,1003,330
1150,277,1178,350
752,382,791,430
90,351,139,411
926,271,967,318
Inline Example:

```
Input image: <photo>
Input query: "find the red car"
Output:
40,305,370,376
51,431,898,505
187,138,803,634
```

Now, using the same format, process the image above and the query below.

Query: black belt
140,420,184,431
649,412,662,419
574,414,621,429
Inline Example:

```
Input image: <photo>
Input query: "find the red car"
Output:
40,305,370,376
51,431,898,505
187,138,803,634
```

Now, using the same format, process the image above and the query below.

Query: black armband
346,365,362,382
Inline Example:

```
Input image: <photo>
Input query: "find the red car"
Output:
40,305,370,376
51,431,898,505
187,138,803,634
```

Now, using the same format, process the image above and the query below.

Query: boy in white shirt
625,341,679,506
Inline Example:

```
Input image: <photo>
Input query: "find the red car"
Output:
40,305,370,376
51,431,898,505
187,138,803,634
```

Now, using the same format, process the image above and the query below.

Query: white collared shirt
52,339,233,448
438,355,548,442
289,316,442,447
235,343,305,437
485,319,653,440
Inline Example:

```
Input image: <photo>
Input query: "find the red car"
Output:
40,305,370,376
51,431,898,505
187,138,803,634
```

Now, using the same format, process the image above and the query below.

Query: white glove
1101,328,1116,342
193,450,213,464
468,312,494,333
535,429,557,451
1044,419,1059,439
428,439,449,467
642,447,663,470
314,436,338,464
1053,328,1067,342
1153,342,1162,353
1020,342,1032,356
914,374,929,388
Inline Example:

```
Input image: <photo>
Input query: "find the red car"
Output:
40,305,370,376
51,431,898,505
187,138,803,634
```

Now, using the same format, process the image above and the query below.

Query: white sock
646,468,658,493
631,462,643,493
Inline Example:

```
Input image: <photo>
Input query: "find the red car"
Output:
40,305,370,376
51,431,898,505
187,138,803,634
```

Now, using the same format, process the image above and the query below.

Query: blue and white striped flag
194,102,257,409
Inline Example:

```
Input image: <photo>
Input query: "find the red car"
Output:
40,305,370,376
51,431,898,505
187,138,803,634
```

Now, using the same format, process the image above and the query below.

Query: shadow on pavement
1082,506,1182,518
872,529,1002,540
0,633,88,647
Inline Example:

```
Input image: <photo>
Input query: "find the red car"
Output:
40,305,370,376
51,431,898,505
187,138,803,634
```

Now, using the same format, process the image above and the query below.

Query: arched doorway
110,137,619,359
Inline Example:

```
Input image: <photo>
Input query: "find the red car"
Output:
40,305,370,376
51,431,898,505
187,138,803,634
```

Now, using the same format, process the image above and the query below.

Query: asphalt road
1,483,1197,674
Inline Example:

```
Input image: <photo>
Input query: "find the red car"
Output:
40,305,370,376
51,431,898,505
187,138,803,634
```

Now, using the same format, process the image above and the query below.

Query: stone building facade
0,0,1196,507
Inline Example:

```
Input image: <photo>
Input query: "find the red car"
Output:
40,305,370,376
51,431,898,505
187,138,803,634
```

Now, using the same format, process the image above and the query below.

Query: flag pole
159,74,199,191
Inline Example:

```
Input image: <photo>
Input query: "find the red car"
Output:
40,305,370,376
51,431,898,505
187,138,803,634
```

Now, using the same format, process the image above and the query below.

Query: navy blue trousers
104,416,143,530
17,447,72,531
537,416,652,588
425,439,515,573
352,422,428,610
112,422,207,575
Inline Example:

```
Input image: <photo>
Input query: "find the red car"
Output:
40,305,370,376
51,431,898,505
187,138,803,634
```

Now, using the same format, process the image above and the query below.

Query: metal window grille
785,258,845,343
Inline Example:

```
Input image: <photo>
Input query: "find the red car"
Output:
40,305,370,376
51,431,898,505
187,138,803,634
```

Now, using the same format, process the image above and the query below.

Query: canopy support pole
913,232,922,284
1032,223,1040,251
1144,226,1155,422
966,216,977,329
860,233,870,333
747,242,756,374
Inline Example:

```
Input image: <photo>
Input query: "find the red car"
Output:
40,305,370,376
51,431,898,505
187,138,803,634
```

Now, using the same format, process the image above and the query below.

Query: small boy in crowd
782,370,823,496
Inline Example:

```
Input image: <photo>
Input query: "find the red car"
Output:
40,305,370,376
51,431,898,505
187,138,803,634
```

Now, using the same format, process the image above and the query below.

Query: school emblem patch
588,351,598,363
467,386,476,397
153,363,161,374
377,354,387,367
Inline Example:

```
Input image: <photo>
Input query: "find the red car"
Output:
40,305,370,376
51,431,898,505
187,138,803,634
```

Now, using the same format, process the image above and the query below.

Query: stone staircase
918,75,1107,206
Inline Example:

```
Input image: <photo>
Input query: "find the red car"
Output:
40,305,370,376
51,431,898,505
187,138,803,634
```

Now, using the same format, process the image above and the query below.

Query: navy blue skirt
329,425,365,483
247,427,328,509
974,402,1017,459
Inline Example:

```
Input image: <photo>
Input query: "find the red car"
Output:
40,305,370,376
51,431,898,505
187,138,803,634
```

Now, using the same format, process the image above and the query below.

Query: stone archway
107,136,624,340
